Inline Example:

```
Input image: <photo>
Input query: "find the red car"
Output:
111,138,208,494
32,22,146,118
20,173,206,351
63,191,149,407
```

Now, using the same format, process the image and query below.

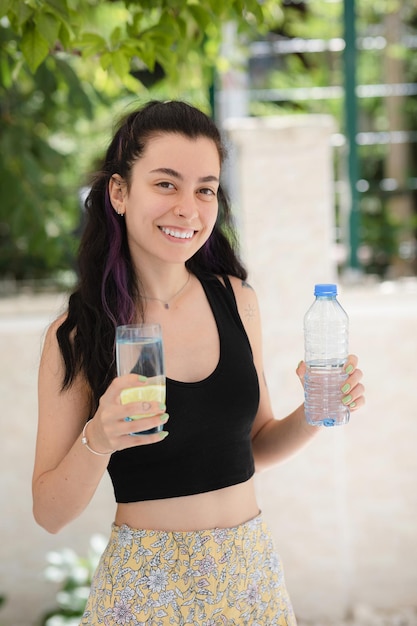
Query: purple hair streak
102,187,135,326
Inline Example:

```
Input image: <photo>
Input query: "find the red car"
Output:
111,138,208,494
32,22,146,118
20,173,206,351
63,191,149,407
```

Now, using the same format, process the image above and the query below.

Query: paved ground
298,605,417,626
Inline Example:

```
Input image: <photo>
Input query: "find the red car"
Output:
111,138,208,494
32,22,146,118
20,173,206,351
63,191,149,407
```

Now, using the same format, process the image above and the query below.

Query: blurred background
0,1,416,624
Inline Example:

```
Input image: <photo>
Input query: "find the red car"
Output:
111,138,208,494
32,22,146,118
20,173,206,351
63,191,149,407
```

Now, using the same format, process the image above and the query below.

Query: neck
140,267,191,309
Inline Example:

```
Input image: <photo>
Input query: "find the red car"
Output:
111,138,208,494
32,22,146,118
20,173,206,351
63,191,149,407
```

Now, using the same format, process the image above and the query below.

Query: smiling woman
32,100,365,625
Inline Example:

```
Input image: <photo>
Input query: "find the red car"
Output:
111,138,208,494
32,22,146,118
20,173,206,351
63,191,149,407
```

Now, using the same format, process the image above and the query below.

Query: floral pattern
80,514,297,625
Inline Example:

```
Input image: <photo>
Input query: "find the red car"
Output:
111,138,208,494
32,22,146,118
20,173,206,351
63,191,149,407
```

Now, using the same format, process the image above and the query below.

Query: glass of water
116,324,165,435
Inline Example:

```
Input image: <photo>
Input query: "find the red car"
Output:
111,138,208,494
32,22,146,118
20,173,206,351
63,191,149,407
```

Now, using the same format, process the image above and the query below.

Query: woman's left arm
229,277,365,473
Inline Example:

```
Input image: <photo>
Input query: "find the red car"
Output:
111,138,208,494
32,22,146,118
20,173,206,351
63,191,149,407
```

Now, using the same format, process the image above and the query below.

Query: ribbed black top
107,273,260,502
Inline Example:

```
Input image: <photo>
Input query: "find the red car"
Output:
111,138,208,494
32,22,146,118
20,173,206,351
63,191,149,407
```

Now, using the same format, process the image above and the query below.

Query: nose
173,191,199,220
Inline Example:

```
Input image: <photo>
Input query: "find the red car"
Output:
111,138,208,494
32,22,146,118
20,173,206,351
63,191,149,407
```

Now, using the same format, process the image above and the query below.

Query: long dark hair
57,100,247,411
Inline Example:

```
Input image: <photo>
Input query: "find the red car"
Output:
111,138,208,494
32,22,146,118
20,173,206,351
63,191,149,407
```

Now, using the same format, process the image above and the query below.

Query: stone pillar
224,114,338,417
224,115,337,319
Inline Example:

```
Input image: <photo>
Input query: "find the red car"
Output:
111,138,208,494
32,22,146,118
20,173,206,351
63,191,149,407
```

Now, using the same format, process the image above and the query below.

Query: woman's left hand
296,354,365,411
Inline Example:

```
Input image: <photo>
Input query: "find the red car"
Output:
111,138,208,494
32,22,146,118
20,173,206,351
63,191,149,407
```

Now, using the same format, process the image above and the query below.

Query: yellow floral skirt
80,513,297,625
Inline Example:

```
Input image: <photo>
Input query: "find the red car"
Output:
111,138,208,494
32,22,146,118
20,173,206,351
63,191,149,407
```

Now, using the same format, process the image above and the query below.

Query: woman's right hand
87,374,169,453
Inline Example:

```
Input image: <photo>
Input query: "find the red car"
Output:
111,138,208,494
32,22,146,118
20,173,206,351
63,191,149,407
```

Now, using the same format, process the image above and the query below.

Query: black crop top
107,272,260,502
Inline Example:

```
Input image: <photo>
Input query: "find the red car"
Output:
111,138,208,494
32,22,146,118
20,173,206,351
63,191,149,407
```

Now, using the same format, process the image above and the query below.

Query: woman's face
110,133,221,269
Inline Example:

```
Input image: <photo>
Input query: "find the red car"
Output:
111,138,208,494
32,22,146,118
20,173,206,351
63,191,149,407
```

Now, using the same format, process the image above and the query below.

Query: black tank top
107,272,260,503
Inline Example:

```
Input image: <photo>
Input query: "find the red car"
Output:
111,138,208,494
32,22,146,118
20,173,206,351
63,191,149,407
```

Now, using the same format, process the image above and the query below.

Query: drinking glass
116,324,165,435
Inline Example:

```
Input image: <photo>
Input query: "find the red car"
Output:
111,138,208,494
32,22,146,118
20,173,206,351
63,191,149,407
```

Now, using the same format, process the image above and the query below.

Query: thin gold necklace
143,272,191,310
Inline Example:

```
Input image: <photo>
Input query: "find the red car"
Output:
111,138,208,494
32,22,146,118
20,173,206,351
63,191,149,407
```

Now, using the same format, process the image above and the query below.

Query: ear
109,175,126,216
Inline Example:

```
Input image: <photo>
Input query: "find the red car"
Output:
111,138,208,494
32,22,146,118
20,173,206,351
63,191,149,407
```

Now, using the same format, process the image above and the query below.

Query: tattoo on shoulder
240,281,255,321
244,303,256,321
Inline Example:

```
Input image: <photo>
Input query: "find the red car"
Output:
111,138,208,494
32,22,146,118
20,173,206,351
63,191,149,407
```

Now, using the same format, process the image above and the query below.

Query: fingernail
342,394,352,405
350,402,356,409
138,375,147,382
159,403,166,411
345,365,354,375
160,413,169,422
159,430,169,440
341,383,351,394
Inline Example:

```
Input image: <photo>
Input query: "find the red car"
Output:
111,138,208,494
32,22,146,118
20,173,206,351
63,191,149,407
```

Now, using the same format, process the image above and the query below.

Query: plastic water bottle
304,284,350,427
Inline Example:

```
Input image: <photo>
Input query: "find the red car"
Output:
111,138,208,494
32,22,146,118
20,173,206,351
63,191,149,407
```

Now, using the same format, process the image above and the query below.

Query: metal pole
343,0,361,271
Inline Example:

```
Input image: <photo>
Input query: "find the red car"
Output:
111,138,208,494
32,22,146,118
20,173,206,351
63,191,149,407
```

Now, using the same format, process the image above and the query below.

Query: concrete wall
1,116,416,625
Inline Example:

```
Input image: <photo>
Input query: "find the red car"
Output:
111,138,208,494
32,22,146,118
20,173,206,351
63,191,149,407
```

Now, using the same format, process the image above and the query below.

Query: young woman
33,100,365,625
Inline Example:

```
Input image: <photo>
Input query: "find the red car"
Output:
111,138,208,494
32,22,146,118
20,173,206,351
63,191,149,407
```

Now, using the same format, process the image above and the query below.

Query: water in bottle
304,284,350,427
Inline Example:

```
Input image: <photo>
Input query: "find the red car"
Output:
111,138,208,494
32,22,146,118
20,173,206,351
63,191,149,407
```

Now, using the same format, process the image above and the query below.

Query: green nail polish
159,403,166,411
138,375,147,382
342,394,352,405
341,383,351,394
345,365,354,375
160,413,169,422
350,402,356,409
159,430,169,439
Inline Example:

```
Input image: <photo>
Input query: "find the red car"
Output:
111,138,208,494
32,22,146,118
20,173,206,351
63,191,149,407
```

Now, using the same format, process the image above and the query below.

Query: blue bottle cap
314,284,337,296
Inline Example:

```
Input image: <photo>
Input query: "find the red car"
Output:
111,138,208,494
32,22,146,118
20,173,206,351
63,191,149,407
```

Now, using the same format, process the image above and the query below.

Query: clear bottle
304,284,350,427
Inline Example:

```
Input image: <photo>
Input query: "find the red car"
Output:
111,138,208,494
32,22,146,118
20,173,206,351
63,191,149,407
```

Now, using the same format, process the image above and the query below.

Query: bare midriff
114,477,259,532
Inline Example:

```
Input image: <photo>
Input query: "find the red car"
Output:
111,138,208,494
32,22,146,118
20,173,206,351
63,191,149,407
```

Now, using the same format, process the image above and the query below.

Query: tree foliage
1,0,281,78
0,0,282,283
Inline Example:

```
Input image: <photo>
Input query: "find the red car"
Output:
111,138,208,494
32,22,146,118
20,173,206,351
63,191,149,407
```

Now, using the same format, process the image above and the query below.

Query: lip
158,226,196,241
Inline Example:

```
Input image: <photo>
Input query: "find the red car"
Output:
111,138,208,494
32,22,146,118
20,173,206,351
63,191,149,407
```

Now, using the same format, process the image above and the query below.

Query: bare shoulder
43,313,67,341
40,314,67,367
40,313,89,398
227,275,259,326
39,312,92,422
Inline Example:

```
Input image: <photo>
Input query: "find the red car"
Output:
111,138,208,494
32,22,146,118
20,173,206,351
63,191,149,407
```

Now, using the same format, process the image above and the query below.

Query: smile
159,226,194,240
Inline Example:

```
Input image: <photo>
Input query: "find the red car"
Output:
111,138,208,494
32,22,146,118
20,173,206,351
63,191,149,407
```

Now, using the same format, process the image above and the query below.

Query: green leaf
58,20,71,48
35,11,61,47
99,50,112,70
187,4,213,31
8,1,33,29
21,21,50,72
110,26,123,48
44,0,70,23
134,40,156,71
109,49,130,77
77,32,107,57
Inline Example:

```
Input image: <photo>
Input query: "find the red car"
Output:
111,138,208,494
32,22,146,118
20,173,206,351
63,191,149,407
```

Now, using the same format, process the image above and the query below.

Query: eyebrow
149,167,219,184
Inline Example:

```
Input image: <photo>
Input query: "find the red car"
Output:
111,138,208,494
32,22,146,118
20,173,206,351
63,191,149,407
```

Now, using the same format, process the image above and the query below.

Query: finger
296,360,306,384
344,354,358,375
123,411,169,431
342,383,365,409
349,395,365,411
122,399,166,419
341,368,363,394
119,428,169,448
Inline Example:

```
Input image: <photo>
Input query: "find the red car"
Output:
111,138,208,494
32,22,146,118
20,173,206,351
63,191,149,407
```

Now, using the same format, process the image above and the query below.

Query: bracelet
81,421,115,456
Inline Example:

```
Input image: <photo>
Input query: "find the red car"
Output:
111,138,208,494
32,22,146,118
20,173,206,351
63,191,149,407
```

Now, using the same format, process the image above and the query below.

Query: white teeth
160,227,193,239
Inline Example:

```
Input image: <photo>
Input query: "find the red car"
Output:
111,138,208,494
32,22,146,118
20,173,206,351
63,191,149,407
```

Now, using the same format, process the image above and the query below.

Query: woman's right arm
33,318,112,533
33,318,167,534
